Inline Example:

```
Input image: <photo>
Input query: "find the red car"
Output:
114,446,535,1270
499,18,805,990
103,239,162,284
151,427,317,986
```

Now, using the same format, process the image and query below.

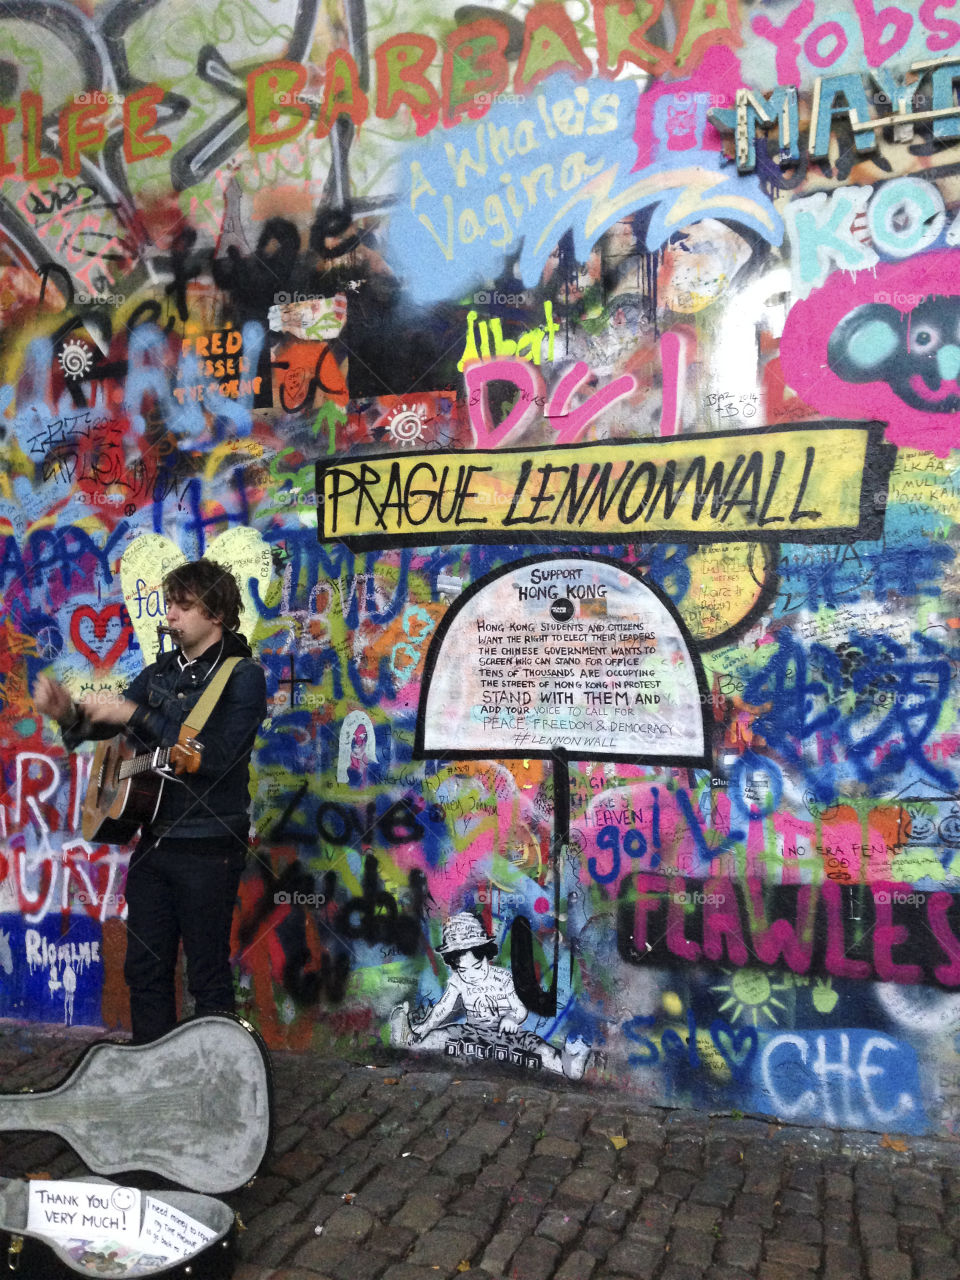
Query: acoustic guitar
81,736,202,844
0,1014,272,1193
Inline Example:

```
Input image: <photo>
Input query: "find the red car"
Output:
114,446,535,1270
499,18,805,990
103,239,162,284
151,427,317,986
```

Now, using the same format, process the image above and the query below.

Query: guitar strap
177,657,242,745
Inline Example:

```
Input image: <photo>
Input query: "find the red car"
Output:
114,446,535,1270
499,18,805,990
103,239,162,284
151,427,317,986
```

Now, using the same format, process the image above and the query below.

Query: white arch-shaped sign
416,554,709,765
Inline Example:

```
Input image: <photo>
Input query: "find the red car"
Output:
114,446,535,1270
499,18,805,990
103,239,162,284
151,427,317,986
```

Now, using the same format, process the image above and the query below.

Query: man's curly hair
162,559,242,631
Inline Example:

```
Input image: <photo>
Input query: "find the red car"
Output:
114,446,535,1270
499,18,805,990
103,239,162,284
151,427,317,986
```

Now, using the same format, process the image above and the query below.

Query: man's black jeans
124,836,246,1043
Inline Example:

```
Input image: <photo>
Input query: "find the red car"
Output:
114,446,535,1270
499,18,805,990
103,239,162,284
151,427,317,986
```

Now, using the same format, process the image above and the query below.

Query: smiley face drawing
110,1186,137,1213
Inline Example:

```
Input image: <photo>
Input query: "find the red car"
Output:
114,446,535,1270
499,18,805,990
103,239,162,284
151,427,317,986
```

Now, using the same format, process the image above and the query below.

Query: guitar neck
117,746,173,781
0,1089,196,1128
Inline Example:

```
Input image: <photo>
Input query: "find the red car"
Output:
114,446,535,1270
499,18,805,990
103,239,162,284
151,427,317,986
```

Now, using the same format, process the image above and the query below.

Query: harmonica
156,624,181,643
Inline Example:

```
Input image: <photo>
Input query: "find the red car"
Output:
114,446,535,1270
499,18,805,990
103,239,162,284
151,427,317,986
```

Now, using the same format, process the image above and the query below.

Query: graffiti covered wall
4,0,960,1135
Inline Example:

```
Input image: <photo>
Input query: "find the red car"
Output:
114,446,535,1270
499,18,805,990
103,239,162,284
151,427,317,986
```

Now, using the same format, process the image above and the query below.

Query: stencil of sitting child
389,912,590,1080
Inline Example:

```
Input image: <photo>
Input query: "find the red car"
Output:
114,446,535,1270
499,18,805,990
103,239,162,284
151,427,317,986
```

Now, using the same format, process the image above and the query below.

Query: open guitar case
0,1013,273,1277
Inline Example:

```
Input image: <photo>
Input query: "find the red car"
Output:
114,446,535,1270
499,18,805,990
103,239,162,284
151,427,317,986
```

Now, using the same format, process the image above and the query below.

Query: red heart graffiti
70,605,133,668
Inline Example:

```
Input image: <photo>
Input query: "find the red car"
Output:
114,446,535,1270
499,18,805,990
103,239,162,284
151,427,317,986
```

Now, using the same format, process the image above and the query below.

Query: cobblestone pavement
0,1023,958,1280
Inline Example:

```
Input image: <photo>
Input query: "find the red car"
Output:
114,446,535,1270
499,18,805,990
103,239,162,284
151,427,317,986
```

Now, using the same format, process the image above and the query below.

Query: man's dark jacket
64,629,267,841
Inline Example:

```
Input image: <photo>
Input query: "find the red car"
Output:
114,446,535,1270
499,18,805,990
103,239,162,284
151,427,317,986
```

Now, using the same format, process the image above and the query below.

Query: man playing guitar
34,559,268,1043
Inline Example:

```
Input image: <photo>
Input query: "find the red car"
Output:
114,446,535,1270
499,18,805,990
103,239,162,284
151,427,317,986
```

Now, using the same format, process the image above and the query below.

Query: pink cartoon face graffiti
780,250,960,454
828,295,960,414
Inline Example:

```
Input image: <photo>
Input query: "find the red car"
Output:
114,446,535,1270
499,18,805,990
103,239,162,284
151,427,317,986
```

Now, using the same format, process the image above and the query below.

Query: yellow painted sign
317,422,891,548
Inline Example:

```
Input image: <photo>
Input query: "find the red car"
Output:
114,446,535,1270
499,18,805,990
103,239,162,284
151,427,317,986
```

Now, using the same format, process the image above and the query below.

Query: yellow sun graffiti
711,969,792,1026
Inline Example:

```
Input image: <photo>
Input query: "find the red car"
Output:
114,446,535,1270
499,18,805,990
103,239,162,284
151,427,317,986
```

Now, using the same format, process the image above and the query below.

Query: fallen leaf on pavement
880,1134,908,1152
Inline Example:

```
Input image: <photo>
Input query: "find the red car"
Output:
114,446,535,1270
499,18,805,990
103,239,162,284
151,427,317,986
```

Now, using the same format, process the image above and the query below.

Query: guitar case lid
0,1015,274,1196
